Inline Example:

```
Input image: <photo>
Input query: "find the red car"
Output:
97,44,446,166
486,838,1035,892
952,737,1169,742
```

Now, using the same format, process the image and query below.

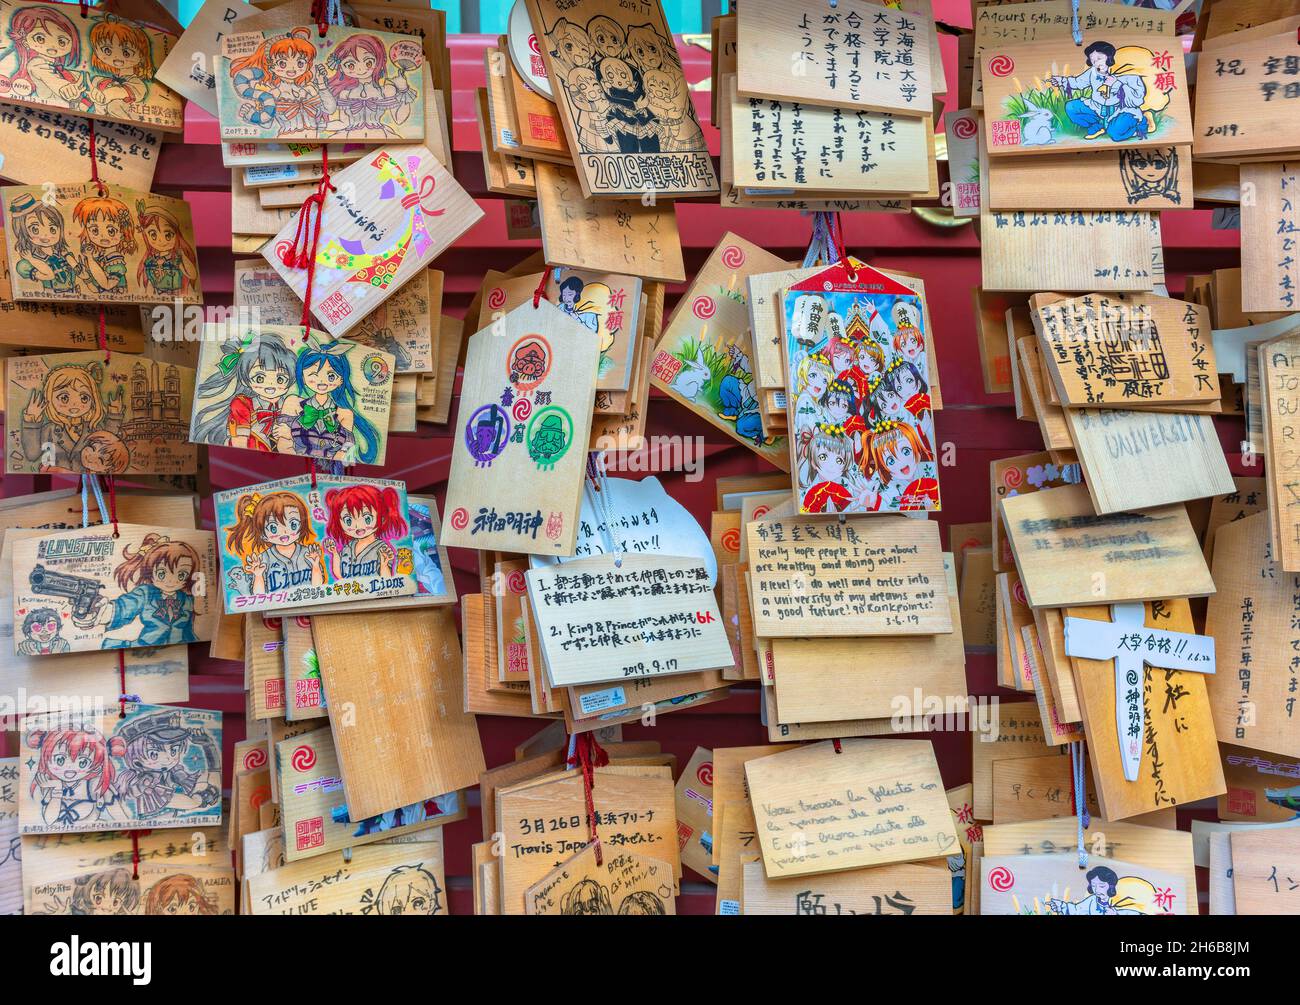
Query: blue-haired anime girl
274,342,379,464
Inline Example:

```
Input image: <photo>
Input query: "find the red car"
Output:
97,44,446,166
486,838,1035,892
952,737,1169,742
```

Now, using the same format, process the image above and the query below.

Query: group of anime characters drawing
35,869,225,915
0,6,166,119
192,331,381,465
7,188,197,299
26,709,221,830
222,483,408,599
790,294,939,513
13,361,131,474
543,15,706,155
227,27,418,139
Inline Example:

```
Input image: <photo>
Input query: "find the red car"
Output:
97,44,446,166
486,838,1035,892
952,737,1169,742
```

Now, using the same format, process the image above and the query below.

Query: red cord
280,149,335,339
118,651,127,718
106,473,118,537
88,120,111,361
831,213,856,281
567,733,610,865
306,457,317,489
311,0,327,36
531,267,550,309
131,830,140,879
832,738,843,754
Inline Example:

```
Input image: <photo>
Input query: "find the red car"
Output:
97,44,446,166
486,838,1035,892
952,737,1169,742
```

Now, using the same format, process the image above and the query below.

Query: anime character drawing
1043,42,1172,143
71,869,140,915
136,202,198,297
869,419,938,511
409,502,446,597
225,490,326,596
560,878,613,915
229,27,336,136
26,725,124,828
371,865,442,915
73,194,135,294
555,275,601,336
617,890,667,915
7,194,79,293
276,342,381,464
321,483,407,581
87,17,154,120
17,606,70,654
143,874,219,915
112,710,220,820
192,331,298,453
1119,146,1181,204
0,6,83,106
324,33,416,139
18,362,124,472
541,15,706,157
1046,866,1143,915
71,533,202,648
78,429,130,474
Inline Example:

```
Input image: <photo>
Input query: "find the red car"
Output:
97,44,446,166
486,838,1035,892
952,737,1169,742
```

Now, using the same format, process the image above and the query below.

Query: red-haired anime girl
323,484,407,581
27,726,125,828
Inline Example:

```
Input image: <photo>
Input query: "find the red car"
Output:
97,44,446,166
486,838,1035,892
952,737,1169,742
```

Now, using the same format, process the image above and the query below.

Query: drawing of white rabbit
1018,101,1056,146
671,345,712,401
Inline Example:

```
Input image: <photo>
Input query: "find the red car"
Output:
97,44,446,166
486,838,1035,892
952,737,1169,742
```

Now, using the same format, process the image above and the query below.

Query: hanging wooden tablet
980,209,1156,292
1240,162,1299,314
19,702,221,834
1205,512,1300,759
191,324,395,465
980,853,1186,915
1035,292,1219,406
275,725,461,863
5,351,196,476
727,78,934,196
247,838,447,915
534,162,686,284
524,843,676,915
217,24,424,143
999,483,1215,607
1262,334,1300,569
1194,27,1300,160
747,514,950,636
522,0,718,200
11,523,218,653
783,260,940,512
1064,599,1224,819
1231,829,1300,914
154,0,253,115
987,145,1192,211
990,451,1082,572
946,109,982,217
2,182,201,304
0,104,161,190
0,2,184,131
261,146,483,339
527,553,732,687
311,606,484,821
736,0,933,116
442,299,598,557
742,859,951,916
981,35,1192,157
649,233,789,468
212,473,418,615
745,738,958,878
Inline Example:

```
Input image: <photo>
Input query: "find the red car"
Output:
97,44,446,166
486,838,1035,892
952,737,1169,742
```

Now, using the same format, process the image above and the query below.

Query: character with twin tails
275,341,381,464
225,490,326,596
229,27,335,133
72,533,202,647
323,483,407,581
0,6,82,105
192,331,298,453
26,726,124,828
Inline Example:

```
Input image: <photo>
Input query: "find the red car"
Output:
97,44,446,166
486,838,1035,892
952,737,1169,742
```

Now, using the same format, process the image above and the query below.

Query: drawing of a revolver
29,564,106,620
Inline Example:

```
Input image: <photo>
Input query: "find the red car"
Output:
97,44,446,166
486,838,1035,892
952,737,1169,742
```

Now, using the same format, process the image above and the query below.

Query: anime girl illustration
409,501,446,598
26,726,124,828
565,65,615,151
371,865,442,916
71,533,202,648
78,429,130,474
143,874,219,915
71,869,140,915
225,490,326,596
73,194,135,294
802,430,875,514
18,362,124,472
192,331,298,453
7,194,79,293
229,27,336,135
1119,146,1181,205
0,5,82,106
325,33,416,138
545,18,593,74
276,342,380,464
322,483,407,581
644,68,703,151
626,24,677,73
870,419,939,511
597,56,656,153
18,606,70,654
586,16,625,60
112,709,221,820
87,17,154,120
136,202,198,297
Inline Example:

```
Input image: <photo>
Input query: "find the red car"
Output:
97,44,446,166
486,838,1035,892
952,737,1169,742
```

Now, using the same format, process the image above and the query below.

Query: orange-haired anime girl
88,18,153,119
869,419,940,511
144,874,219,915
73,195,135,294
225,490,325,595
72,533,202,647
229,27,335,134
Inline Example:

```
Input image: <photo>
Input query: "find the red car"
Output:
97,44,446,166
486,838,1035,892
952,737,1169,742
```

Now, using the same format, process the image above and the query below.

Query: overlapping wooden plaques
442,299,598,557
523,0,718,199
1194,25,1300,160
247,838,447,915
980,853,1187,915
260,146,482,339
2,182,201,304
